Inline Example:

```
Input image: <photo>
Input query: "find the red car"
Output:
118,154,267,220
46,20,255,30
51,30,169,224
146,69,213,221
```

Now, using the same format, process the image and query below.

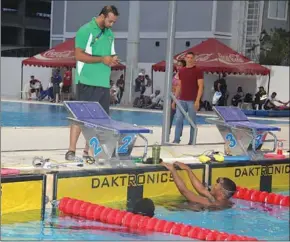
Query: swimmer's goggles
208,177,236,195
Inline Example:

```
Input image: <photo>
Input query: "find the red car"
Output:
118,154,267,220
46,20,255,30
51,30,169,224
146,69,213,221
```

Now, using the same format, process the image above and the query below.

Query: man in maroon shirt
172,52,204,145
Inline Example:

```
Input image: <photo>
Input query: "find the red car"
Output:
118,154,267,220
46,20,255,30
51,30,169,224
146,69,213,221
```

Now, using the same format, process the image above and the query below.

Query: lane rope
57,197,258,241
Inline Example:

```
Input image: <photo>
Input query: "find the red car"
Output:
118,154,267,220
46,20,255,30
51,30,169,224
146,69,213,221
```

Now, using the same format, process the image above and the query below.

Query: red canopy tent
152,38,270,76
22,38,125,70
21,38,126,98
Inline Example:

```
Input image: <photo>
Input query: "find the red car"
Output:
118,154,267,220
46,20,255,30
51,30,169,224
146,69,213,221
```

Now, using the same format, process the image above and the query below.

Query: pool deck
1,99,289,171
2,124,289,170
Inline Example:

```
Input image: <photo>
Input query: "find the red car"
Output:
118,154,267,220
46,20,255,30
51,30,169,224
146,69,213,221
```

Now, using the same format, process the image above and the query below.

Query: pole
161,0,177,145
123,1,140,105
20,64,24,99
267,73,271,94
151,68,154,94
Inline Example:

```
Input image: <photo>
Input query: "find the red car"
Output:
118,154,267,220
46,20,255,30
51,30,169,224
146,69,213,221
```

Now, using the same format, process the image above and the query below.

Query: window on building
1,26,21,45
25,0,51,19
25,29,50,47
1,0,19,13
268,0,288,20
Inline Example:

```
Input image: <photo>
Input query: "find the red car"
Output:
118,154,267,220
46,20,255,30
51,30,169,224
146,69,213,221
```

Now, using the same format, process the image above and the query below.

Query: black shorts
62,85,71,93
53,83,60,97
76,83,110,114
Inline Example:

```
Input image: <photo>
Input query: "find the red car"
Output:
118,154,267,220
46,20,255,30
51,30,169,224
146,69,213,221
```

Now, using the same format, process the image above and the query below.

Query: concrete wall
2,57,289,103
62,1,214,33
1,58,53,99
262,65,290,101
215,1,233,33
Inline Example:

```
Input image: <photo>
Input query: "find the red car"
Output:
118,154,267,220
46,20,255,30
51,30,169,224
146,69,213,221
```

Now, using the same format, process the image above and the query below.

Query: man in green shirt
65,5,119,162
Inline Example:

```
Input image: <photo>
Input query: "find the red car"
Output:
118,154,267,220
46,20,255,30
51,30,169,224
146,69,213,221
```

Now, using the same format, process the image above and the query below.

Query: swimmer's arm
186,170,213,198
170,169,212,206
174,162,210,198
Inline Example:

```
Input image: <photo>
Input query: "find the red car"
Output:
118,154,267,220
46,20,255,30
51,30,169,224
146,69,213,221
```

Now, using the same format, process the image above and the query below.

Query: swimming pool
1,192,289,241
1,101,289,127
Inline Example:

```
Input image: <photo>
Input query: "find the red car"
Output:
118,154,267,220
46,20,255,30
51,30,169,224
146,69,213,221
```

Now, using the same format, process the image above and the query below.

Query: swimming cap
132,198,155,217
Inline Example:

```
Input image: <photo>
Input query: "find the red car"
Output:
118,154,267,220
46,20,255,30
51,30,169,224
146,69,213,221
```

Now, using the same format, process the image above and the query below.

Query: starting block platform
206,106,281,160
64,101,152,166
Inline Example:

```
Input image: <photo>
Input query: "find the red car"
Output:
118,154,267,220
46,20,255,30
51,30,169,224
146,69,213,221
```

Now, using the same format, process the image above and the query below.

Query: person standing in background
65,5,119,162
172,52,204,145
170,59,186,134
62,67,72,93
52,69,62,103
116,74,125,103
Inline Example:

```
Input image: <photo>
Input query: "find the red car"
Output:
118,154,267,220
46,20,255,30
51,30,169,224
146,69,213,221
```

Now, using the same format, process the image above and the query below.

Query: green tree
259,28,290,66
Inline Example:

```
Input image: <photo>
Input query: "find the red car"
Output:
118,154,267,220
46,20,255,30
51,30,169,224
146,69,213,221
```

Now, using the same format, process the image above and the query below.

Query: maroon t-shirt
178,66,203,101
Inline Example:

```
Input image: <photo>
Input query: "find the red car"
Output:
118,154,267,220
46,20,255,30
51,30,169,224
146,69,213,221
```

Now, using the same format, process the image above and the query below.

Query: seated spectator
110,80,119,105
38,78,54,101
116,74,125,103
252,86,267,110
264,92,289,110
134,73,145,99
231,86,244,106
133,94,151,108
244,93,253,103
146,90,162,109
28,75,42,100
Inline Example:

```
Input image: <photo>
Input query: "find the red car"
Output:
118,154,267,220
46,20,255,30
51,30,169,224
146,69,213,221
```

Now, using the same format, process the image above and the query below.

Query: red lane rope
58,197,258,241
233,187,290,207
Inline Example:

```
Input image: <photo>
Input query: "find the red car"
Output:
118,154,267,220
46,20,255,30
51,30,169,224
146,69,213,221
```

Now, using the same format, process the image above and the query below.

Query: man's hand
161,162,175,172
102,56,114,66
171,102,176,110
174,161,190,171
194,101,200,111
111,55,120,65
102,56,120,66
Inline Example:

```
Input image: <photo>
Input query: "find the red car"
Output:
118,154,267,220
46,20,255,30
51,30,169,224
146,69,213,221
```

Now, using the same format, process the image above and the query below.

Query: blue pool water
1,101,289,127
1,193,289,241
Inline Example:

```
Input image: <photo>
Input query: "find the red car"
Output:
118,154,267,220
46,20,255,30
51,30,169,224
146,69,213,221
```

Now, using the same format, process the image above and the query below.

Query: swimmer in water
162,161,237,211
132,198,155,217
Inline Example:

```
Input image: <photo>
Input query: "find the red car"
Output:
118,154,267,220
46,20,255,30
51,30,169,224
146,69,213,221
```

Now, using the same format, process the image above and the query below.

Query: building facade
50,1,235,63
49,0,289,63
242,0,289,61
2,0,51,56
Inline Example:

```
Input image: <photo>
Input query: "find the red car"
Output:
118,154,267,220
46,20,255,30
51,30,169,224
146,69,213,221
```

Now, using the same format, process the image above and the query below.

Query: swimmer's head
132,198,155,217
211,177,237,199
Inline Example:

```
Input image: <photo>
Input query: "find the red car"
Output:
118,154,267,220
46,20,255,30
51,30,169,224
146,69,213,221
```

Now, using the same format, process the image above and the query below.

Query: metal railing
170,92,198,145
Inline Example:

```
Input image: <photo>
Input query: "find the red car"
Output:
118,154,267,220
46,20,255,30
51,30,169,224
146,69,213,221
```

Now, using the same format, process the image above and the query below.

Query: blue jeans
173,100,196,144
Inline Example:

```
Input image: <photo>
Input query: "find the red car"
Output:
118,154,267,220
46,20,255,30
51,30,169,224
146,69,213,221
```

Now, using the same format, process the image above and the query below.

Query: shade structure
22,38,126,71
152,38,270,76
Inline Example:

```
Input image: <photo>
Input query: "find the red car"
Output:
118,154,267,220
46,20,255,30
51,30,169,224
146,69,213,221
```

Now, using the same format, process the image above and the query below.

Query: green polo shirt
75,18,116,88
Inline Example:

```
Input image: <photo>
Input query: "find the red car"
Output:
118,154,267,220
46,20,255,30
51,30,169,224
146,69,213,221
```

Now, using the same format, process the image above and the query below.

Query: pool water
1,193,289,241
1,101,289,127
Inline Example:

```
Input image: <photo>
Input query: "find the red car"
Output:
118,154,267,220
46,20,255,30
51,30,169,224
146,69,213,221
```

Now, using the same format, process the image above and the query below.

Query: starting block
64,101,152,166
206,106,281,160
